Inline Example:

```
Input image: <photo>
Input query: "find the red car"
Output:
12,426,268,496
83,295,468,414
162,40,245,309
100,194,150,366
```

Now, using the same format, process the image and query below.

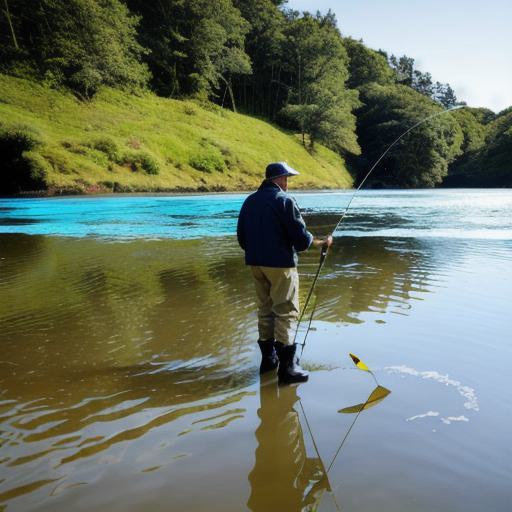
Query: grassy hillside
0,74,353,194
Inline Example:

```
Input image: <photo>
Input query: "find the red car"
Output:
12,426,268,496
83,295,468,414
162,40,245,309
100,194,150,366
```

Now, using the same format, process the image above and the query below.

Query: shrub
91,137,120,162
23,152,49,183
0,124,47,193
193,100,227,117
189,148,225,173
61,141,109,166
0,124,41,155
183,104,197,116
122,151,159,175
61,140,87,155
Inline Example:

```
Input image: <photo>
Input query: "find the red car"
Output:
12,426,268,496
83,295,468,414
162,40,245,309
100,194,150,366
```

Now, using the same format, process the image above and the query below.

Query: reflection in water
325,384,392,482
299,237,434,324
0,363,255,498
0,230,435,508
338,385,391,414
248,377,328,512
0,228,466,510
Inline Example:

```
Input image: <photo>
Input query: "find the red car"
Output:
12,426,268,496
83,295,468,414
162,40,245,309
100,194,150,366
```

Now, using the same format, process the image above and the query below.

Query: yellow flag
349,353,370,372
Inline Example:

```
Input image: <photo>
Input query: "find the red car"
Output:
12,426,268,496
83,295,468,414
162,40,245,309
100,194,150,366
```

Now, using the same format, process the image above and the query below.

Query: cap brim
282,163,300,176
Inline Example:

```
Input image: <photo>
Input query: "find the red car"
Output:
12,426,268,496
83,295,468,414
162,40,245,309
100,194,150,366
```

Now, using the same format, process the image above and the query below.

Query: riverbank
0,74,353,195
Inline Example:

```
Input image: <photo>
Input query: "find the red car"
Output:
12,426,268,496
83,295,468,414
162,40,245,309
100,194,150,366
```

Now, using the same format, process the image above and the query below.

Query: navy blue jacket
237,181,313,267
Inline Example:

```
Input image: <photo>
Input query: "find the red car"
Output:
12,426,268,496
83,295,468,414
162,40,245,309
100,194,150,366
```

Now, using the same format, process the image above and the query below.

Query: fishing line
296,105,463,360
326,394,370,474
298,397,343,512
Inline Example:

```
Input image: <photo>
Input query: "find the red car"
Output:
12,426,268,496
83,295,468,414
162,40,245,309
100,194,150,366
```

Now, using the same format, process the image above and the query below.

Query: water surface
1,190,511,511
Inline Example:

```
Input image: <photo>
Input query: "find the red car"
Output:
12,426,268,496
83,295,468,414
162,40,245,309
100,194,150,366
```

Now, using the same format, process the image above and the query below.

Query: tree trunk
228,81,237,113
273,66,282,120
219,75,237,113
3,0,19,49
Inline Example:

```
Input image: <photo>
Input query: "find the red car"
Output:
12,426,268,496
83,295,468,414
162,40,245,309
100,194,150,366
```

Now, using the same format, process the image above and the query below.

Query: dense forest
1,0,510,191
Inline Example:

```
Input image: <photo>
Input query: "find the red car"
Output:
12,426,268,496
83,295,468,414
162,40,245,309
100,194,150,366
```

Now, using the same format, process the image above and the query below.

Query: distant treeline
1,0,510,187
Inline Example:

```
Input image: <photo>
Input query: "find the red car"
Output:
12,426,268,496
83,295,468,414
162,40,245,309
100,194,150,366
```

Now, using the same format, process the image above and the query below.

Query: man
237,162,332,384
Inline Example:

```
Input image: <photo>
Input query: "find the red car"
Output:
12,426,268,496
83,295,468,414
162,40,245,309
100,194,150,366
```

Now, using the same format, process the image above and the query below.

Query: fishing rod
296,104,464,360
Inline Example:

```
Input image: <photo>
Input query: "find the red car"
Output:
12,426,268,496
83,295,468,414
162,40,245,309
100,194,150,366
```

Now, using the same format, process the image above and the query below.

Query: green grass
0,74,354,194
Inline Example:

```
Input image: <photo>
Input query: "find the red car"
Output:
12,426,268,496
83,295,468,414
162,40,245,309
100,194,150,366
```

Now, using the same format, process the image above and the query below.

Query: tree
389,53,460,107
279,11,360,155
232,0,286,117
188,1,252,109
447,108,512,187
412,70,433,97
2,0,19,49
389,54,414,87
433,82,459,108
122,0,189,97
1,0,149,98
343,37,394,89
355,83,463,187
468,107,495,125
126,0,251,108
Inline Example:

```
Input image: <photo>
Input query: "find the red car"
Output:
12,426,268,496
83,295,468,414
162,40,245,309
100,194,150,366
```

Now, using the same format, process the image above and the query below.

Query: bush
91,137,120,162
0,124,47,193
122,151,159,175
23,152,49,183
0,123,41,156
192,100,227,117
189,148,225,173
61,141,109,166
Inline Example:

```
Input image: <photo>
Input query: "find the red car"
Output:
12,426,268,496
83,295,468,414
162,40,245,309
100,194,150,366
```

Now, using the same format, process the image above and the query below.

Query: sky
287,0,512,112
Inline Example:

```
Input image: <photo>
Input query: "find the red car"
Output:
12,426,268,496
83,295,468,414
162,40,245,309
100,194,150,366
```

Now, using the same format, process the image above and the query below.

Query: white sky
287,0,512,113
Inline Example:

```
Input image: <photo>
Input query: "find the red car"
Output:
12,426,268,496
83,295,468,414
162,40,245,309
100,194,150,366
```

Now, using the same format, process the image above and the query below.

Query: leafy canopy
1,0,149,98
280,11,360,155
356,83,463,187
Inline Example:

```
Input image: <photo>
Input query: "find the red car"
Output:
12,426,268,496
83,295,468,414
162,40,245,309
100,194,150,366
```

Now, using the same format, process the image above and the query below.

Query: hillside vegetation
1,0,510,191
0,74,353,194
445,108,512,187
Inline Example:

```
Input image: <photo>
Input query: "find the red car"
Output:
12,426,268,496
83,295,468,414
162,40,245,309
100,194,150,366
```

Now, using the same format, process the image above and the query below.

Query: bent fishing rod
295,104,464,358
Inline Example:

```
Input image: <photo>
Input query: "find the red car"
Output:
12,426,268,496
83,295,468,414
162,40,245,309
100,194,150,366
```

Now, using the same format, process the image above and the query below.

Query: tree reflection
299,236,433,323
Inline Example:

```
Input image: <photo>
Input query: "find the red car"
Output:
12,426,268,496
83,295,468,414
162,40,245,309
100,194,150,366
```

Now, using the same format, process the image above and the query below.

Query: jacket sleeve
283,197,313,252
236,204,246,251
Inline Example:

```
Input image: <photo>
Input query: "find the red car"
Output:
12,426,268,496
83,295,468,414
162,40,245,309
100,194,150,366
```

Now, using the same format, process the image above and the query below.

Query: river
1,189,511,511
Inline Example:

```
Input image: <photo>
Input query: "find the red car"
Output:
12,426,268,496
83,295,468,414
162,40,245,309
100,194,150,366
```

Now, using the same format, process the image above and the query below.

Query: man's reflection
248,376,328,511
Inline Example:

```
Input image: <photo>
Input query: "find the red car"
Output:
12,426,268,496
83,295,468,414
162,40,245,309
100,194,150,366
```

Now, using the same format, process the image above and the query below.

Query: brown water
1,191,512,511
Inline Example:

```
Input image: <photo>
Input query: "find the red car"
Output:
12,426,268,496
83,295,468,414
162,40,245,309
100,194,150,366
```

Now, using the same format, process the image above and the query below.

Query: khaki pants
250,266,299,346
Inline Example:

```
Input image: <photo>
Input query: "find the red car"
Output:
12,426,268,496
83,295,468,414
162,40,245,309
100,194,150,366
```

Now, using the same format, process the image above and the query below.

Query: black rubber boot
257,340,279,374
276,342,309,384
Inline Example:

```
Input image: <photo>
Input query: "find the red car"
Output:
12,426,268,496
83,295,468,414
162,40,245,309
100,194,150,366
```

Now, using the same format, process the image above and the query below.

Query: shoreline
0,187,356,199
1,185,511,200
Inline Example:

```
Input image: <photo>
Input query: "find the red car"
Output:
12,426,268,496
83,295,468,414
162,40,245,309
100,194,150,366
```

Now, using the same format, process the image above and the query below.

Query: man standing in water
237,162,332,384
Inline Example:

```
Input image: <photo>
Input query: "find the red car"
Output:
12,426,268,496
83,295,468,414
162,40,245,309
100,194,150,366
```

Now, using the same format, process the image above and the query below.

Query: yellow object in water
349,353,370,372
338,385,391,414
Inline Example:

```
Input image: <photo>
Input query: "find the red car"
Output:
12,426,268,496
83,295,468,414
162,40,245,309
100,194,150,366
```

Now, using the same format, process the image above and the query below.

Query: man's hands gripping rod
312,235,333,259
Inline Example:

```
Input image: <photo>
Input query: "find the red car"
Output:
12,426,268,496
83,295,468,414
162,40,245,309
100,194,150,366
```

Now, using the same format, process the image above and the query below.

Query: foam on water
385,365,479,412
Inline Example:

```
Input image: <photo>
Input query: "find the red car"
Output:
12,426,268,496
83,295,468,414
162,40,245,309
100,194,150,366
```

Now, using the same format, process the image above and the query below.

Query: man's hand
312,235,333,248
323,235,333,248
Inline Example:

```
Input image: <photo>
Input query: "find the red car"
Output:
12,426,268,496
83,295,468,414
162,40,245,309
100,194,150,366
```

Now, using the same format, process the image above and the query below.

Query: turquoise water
1,189,511,239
